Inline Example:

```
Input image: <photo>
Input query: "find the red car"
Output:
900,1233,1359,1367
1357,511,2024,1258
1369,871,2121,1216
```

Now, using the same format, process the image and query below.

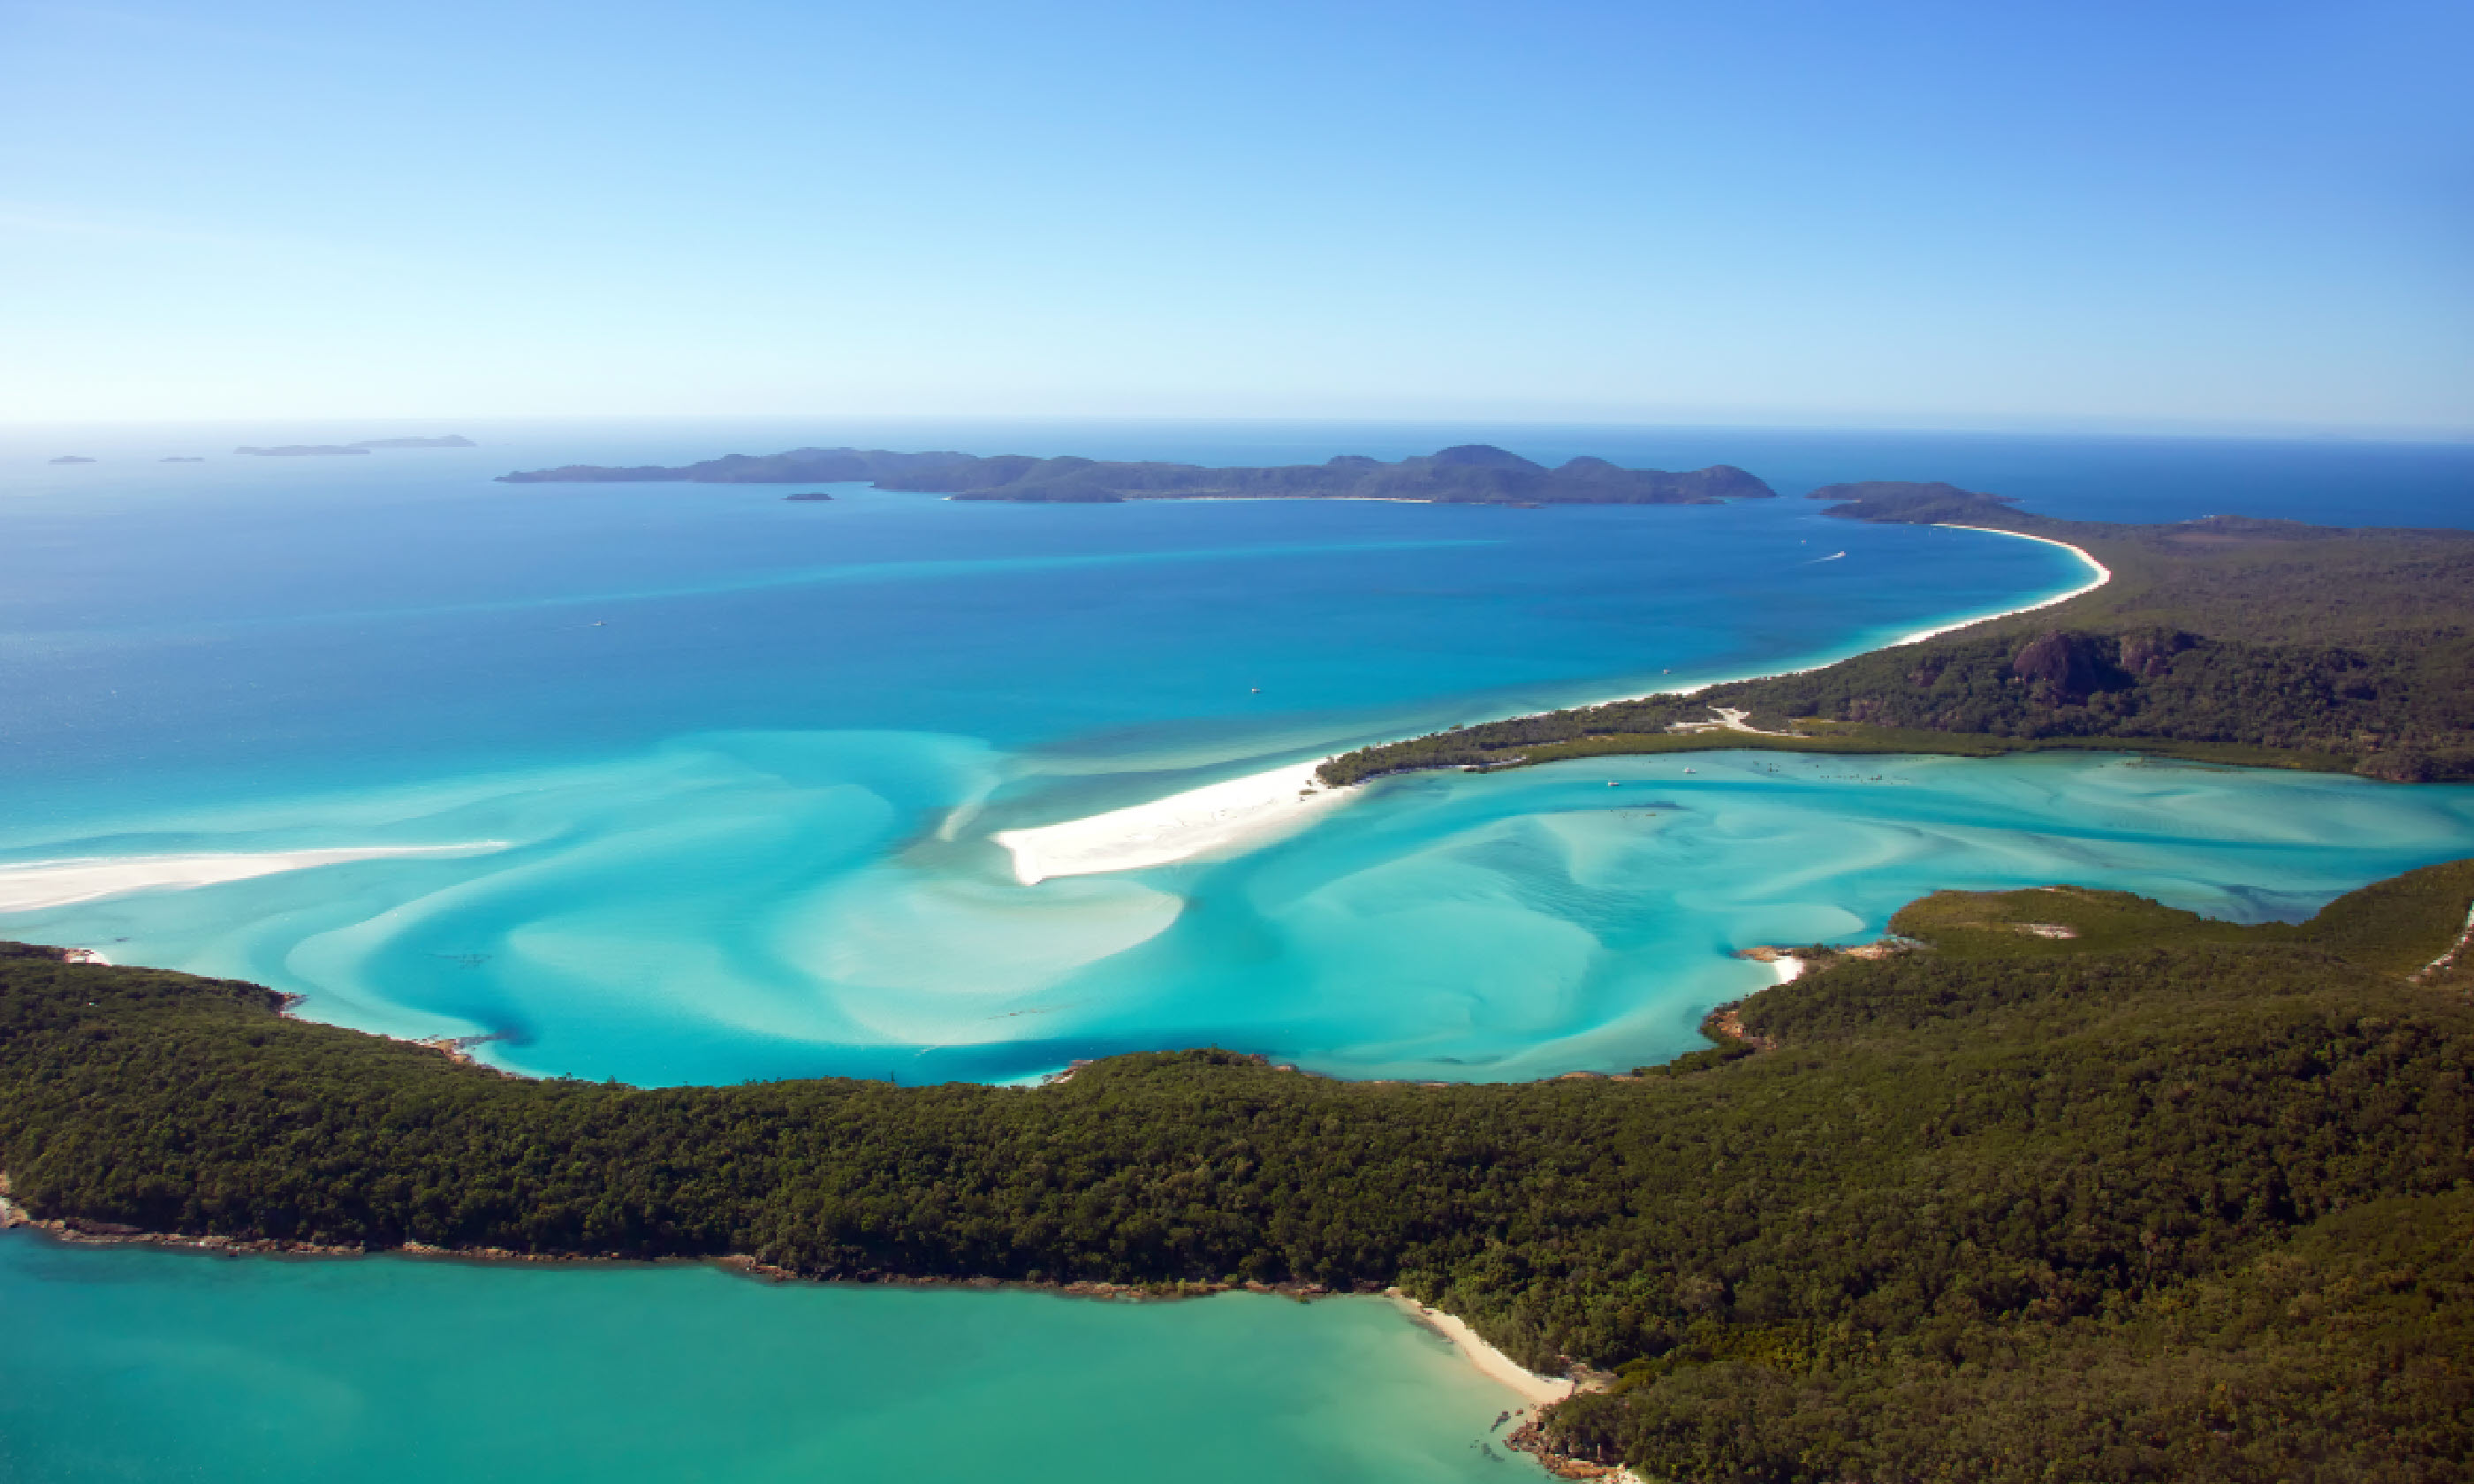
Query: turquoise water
7,421,2472,1477
11,747,2470,1086
3,427,2117,1083
0,1237,1536,1483
4,423,2472,1082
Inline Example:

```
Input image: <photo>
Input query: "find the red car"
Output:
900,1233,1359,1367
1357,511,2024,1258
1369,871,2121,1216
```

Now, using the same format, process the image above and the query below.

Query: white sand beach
1890,526,2112,646
990,525,2114,883
993,761,1345,885
1387,1291,1576,1405
0,844,511,913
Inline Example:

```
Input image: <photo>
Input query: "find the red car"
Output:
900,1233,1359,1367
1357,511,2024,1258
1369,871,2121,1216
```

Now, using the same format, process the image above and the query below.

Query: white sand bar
993,761,1347,885
1388,1291,1576,1405
0,844,512,912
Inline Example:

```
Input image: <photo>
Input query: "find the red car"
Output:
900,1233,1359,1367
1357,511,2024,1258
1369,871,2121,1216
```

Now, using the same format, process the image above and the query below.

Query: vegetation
496,443,1776,504
1320,494,2474,786
5,859,2473,1480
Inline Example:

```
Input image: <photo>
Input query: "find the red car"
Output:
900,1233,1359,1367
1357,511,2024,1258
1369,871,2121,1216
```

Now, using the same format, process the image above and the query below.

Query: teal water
0,1236,1536,1483
7,420,2472,1475
12,747,2470,1085
4,423,2472,1082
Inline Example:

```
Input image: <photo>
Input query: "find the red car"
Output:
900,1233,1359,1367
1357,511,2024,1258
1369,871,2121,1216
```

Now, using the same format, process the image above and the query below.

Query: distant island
237,435,474,457
160,457,204,463
782,492,834,502
47,456,94,465
497,443,1777,505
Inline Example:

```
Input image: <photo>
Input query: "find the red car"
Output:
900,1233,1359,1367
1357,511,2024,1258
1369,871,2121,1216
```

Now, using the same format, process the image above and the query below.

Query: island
235,435,474,457
496,443,1777,505
1318,485,2474,785
782,491,835,502
47,455,94,465
5,854,2469,1480
160,456,204,463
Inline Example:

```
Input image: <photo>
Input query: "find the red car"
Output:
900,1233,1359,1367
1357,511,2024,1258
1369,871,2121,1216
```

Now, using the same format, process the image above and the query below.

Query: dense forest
497,442,1776,504
1320,490,2474,785
6,859,2472,1481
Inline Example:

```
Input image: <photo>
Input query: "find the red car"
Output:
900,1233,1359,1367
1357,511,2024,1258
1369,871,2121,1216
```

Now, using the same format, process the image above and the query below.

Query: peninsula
1319,484,2474,786
497,443,1777,505
6,856,2470,1480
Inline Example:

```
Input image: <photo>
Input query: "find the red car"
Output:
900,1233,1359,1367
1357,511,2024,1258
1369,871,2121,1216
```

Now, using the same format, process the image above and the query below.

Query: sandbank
993,761,1344,885
0,844,511,913
991,524,2112,882
1387,1290,1575,1406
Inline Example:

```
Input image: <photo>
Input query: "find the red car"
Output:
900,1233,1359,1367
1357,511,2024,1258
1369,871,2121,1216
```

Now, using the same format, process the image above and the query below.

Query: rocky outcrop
2011,630,2133,705
1506,1417,1629,1480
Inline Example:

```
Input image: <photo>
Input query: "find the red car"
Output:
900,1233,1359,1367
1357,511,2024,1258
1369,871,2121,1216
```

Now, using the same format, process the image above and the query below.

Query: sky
3,0,2467,432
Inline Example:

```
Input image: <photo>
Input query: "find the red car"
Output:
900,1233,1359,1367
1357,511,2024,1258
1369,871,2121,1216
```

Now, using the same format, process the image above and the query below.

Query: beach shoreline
990,525,2113,882
0,843,512,913
1386,1289,1578,1407
991,760,1347,884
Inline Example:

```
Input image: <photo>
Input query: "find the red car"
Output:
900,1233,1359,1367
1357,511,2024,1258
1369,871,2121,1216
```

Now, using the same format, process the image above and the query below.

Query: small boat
1606,781,1620,788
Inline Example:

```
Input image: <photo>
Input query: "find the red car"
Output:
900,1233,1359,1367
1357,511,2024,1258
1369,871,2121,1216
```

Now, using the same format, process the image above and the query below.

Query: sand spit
993,761,1347,884
0,844,512,912
990,525,2112,882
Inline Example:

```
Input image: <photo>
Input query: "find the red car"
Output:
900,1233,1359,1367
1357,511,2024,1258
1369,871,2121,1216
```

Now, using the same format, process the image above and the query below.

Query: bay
0,1237,1532,1483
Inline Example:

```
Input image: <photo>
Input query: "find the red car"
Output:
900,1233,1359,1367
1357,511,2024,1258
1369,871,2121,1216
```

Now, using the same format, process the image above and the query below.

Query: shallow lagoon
0,1236,1535,1484
10,747,2472,1086
1,429,2130,1082
4,435,2472,1083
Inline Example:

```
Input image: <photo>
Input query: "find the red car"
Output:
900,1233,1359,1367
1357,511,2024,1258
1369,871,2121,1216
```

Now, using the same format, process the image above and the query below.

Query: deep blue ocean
2,420,2468,1481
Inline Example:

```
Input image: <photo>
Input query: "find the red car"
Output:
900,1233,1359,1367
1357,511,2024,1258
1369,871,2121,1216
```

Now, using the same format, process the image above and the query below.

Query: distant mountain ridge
497,443,1777,505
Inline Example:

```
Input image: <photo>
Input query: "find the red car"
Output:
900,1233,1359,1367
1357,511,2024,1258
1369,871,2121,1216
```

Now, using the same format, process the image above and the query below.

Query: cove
0,1235,1537,1483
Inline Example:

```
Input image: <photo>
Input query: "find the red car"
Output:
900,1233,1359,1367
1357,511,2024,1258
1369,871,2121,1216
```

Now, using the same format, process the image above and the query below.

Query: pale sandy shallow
992,761,1347,884
1387,1291,1575,1407
0,844,511,912
991,526,2113,882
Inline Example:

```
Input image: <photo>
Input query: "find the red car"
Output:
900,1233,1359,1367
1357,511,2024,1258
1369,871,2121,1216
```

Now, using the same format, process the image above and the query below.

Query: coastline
2,1181,1605,1468
0,843,512,912
990,525,2114,882
1386,1289,1577,1407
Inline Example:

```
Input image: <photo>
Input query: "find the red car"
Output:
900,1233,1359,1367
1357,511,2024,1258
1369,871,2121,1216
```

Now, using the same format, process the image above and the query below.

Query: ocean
3,419,2469,1480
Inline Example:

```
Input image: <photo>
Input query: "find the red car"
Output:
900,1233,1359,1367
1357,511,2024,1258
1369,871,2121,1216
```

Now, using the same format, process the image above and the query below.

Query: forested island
237,435,475,456
1320,483,2474,786
497,443,1776,505
4,857,2470,1480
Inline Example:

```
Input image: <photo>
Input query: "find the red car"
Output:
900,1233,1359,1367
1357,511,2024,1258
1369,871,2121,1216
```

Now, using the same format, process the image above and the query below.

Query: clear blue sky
4,0,2466,431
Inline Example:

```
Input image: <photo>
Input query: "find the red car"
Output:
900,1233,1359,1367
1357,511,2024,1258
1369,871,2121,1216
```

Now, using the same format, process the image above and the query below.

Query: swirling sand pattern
6,739,2470,1086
